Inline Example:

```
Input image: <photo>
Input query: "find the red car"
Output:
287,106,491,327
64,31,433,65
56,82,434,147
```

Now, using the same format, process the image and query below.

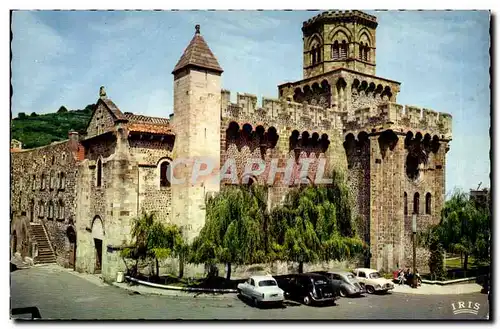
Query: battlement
344,103,453,139
302,10,378,30
221,90,343,131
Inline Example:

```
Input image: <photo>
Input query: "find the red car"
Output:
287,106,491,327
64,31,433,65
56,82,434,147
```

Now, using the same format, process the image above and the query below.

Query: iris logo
451,301,481,315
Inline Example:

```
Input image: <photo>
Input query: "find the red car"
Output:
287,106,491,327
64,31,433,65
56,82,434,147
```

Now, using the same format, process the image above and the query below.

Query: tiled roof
128,123,174,135
172,25,223,75
124,113,170,125
124,113,174,136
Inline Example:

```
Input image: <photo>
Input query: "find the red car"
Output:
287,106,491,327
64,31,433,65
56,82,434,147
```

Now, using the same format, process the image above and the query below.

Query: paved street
10,265,490,320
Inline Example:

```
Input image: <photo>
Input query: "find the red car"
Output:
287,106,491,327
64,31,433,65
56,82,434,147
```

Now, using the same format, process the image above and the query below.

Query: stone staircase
30,223,56,264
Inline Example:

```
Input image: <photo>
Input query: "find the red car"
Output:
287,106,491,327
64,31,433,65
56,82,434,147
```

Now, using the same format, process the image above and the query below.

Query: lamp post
412,214,418,288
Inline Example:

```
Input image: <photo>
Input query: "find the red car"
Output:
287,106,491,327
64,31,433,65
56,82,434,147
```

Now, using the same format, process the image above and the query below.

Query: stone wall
10,137,81,267
129,139,174,223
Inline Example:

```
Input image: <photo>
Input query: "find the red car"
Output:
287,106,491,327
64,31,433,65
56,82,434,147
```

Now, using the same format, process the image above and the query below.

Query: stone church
10,10,452,282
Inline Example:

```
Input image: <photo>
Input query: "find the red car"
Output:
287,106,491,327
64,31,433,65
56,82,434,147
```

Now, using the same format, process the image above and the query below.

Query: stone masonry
10,10,452,281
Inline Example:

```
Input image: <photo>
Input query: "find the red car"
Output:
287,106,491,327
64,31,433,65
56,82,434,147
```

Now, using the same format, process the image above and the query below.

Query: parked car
311,271,365,297
277,273,338,306
352,268,394,294
237,275,284,307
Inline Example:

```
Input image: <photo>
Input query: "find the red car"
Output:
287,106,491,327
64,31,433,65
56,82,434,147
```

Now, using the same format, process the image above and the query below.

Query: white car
352,268,394,294
237,275,285,307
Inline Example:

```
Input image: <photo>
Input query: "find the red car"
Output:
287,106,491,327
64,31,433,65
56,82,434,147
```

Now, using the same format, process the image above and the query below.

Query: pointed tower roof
172,24,223,75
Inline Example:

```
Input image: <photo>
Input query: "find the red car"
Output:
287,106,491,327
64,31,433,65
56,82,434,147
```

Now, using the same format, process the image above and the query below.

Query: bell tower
302,10,378,79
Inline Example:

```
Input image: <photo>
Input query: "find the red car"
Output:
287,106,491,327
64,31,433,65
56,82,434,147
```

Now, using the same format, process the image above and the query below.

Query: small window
40,174,46,190
160,160,171,188
48,201,54,219
413,192,420,214
59,172,66,190
358,271,366,278
250,279,255,286
340,40,348,59
332,41,339,59
58,200,65,220
425,193,432,215
96,159,102,187
32,175,36,190
404,192,408,215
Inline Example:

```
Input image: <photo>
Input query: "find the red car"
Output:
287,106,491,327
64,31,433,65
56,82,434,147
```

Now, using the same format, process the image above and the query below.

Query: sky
10,10,491,195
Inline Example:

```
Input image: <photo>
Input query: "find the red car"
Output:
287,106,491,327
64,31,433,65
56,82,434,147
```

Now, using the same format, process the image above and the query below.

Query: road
10,265,490,320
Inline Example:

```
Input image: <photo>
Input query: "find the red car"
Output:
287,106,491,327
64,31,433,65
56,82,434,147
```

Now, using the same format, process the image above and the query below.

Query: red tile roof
125,113,173,136
172,25,223,75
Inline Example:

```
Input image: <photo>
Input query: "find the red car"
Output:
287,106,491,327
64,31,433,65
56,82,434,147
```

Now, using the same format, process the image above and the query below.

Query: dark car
310,271,365,297
277,273,338,306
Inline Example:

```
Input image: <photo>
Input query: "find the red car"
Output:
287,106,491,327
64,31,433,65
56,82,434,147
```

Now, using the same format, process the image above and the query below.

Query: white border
3,0,497,328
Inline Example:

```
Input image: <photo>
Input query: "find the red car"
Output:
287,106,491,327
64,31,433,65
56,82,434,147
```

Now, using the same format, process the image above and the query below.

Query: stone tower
302,10,378,79
171,25,222,243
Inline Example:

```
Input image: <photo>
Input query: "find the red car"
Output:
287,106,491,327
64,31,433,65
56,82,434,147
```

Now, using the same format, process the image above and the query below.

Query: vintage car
237,275,284,307
352,268,394,294
277,273,337,306
310,271,365,297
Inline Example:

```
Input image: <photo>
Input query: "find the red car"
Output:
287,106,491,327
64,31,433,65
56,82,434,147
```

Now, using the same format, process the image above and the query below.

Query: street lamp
412,213,417,288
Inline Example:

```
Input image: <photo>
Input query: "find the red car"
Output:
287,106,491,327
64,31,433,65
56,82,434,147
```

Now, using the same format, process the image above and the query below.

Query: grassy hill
11,105,94,149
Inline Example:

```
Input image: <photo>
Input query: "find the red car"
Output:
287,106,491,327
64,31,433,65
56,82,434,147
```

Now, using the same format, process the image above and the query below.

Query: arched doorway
67,226,77,270
91,216,105,274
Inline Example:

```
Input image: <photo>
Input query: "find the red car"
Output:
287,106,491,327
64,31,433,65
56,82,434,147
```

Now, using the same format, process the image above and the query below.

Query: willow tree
189,185,268,280
429,190,491,271
270,171,364,273
121,211,185,278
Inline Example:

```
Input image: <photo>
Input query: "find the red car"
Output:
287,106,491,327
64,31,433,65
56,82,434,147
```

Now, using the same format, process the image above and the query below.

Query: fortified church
10,10,452,281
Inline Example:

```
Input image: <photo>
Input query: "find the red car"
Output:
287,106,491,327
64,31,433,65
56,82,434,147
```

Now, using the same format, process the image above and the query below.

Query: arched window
425,193,432,215
48,201,54,219
54,202,59,220
311,46,317,65
58,200,65,220
413,192,420,215
160,160,171,187
332,41,339,59
59,172,66,190
96,159,102,187
317,47,321,62
40,174,46,190
340,40,348,59
38,201,45,218
364,45,369,61
359,42,364,60
404,192,408,215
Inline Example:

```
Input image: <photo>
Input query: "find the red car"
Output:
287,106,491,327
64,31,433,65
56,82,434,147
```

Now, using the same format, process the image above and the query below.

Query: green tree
121,211,186,278
30,112,38,117
57,106,68,113
18,112,26,119
421,190,491,272
270,171,364,273
189,186,267,280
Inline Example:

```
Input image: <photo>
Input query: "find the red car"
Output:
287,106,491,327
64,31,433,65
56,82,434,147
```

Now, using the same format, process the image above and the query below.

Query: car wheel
303,295,312,305
252,297,259,308
339,288,347,297
366,286,375,294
